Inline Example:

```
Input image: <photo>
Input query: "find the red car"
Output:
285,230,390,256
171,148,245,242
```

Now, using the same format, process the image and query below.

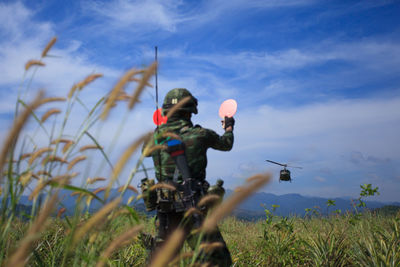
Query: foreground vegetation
2,210,399,266
1,37,399,266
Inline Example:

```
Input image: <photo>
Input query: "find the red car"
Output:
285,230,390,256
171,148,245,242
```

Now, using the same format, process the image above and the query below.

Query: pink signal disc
153,108,168,126
219,99,237,118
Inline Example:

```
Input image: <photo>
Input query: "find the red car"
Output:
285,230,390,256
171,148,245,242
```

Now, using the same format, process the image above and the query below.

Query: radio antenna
155,46,159,122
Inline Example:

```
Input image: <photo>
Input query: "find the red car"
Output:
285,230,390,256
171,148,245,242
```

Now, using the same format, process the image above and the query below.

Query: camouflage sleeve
206,129,234,151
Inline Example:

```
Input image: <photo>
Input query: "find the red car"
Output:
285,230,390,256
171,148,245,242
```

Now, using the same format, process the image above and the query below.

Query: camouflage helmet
162,88,198,115
216,179,224,186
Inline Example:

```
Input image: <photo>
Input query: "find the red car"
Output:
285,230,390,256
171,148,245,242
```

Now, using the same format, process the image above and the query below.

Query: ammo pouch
140,178,157,212
155,179,208,213
156,188,175,213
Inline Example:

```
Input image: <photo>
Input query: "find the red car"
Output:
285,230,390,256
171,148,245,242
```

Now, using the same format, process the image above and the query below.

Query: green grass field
2,210,399,266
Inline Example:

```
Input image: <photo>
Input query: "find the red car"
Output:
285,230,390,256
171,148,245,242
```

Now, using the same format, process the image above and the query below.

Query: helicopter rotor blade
265,160,287,167
287,165,303,169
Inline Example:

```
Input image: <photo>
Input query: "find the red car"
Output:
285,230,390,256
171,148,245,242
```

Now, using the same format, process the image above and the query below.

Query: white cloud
84,0,186,32
80,0,317,35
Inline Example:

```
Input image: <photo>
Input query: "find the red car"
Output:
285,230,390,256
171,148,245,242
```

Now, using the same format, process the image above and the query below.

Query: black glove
224,116,235,130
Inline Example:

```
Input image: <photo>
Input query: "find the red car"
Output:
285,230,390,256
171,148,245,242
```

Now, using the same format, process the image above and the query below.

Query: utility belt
140,178,209,213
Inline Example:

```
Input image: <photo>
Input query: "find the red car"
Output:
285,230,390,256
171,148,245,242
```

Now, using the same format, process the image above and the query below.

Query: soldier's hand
221,116,234,131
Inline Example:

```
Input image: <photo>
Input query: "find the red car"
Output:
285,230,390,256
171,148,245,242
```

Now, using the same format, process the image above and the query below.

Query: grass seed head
7,193,58,267
106,132,152,198
95,225,143,267
118,185,139,194
101,68,142,120
29,147,54,165
0,91,45,177
202,173,271,233
165,96,191,119
62,140,75,154
198,194,222,208
150,228,185,267
41,36,57,57
199,242,225,253
128,62,157,110
80,145,102,152
25,60,45,71
184,207,203,218
40,97,66,105
41,155,68,166
87,177,107,184
73,197,121,245
150,183,176,191
51,138,74,145
40,108,61,123
68,155,87,170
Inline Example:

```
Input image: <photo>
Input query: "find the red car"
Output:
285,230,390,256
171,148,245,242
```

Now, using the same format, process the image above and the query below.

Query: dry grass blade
95,225,143,267
202,173,271,233
29,147,54,165
165,96,191,119
128,62,157,109
40,97,66,105
106,132,152,198
87,177,107,184
197,194,222,208
25,60,45,71
150,183,176,191
150,228,185,267
7,193,58,267
41,108,61,123
41,36,57,57
68,155,87,170
0,91,44,178
73,197,121,245
101,68,142,120
80,145,102,152
118,185,138,194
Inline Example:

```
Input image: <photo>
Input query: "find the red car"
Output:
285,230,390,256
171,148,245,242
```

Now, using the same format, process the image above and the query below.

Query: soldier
143,88,234,266
208,179,226,199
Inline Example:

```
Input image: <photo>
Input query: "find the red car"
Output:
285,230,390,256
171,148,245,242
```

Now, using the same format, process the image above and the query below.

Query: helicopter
265,160,302,182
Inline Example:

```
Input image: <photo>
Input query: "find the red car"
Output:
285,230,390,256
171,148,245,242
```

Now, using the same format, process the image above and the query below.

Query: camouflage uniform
145,88,233,266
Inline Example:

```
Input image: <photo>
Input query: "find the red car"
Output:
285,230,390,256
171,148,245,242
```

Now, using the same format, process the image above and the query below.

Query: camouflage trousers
151,210,232,267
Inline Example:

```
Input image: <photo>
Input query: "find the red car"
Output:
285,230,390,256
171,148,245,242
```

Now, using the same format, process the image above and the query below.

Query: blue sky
1,0,400,202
